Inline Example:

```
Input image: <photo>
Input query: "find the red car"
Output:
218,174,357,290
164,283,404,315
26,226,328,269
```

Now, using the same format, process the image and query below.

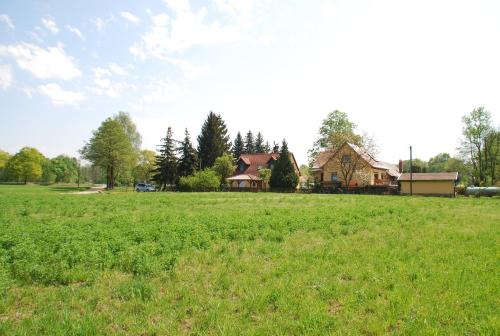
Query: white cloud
66,25,84,40
143,79,184,104
130,1,240,60
91,14,114,31
92,67,112,78
38,83,85,106
108,63,128,76
120,11,140,24
0,14,15,30
0,42,81,80
41,17,59,34
0,64,13,90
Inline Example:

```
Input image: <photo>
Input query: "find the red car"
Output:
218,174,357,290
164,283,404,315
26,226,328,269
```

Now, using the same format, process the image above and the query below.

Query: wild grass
0,185,498,335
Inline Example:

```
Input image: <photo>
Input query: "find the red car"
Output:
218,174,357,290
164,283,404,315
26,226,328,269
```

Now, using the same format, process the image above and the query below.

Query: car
135,183,156,192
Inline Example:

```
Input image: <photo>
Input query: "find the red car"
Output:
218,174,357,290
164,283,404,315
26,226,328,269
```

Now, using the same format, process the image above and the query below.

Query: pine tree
269,139,298,190
244,130,255,154
153,127,177,190
197,112,231,169
264,141,271,153
177,129,198,179
255,132,265,153
272,142,280,153
232,132,244,159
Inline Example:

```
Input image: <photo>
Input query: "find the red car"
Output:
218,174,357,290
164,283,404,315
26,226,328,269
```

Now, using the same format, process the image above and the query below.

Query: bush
178,169,220,192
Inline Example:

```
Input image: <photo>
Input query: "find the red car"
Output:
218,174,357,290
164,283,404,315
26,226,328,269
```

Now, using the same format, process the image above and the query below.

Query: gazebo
227,174,263,191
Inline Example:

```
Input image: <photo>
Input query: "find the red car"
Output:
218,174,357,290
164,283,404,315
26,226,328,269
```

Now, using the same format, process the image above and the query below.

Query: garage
398,172,459,197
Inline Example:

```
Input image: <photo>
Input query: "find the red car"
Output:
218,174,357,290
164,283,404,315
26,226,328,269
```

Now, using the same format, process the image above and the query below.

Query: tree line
0,110,298,190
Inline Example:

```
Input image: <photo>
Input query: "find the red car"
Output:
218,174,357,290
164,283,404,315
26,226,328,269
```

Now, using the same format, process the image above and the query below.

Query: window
269,162,274,170
238,163,245,172
342,154,351,163
374,173,379,180
331,172,338,182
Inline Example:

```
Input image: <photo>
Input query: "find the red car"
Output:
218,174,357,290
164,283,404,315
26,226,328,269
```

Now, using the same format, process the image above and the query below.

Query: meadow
0,185,498,335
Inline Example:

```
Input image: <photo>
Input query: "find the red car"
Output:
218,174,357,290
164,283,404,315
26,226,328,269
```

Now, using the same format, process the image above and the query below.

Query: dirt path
68,184,107,195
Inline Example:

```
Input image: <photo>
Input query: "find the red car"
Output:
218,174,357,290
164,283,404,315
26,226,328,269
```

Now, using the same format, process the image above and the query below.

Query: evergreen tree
255,132,265,153
272,142,280,153
177,129,198,178
269,140,298,190
153,127,178,190
197,111,231,169
244,130,255,154
232,132,244,159
264,141,271,153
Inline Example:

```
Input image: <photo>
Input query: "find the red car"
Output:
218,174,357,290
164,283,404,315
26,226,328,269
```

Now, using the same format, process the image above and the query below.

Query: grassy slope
0,185,498,335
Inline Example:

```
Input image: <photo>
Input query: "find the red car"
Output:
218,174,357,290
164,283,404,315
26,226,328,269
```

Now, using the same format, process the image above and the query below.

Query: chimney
398,160,403,173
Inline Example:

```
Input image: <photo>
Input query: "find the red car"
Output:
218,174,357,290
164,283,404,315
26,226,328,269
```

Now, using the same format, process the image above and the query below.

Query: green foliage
270,140,299,190
114,111,142,151
178,169,220,191
177,129,198,178
244,130,255,154
213,154,236,187
0,186,498,335
4,147,46,183
197,111,231,169
50,155,78,183
0,149,10,175
460,106,495,186
153,127,178,190
310,110,361,162
258,168,271,185
255,132,266,153
232,131,244,159
80,118,136,189
133,149,156,183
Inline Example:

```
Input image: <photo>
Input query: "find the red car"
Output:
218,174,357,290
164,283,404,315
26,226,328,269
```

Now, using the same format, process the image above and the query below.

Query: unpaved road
68,184,106,195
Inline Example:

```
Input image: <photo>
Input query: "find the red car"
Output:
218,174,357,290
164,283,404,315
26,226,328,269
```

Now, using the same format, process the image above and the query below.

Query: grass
0,185,498,335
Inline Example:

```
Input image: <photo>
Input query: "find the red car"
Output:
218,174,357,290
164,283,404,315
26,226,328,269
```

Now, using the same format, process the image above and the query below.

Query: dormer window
238,163,246,172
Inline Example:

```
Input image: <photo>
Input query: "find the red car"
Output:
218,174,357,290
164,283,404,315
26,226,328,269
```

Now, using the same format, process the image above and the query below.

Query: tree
402,158,427,173
299,164,310,178
264,141,271,153
5,147,46,184
269,140,298,190
258,168,271,189
272,142,279,153
427,153,451,173
50,155,78,182
197,111,231,169
153,127,178,191
484,129,500,185
177,129,198,179
0,150,11,180
80,118,135,189
255,132,265,153
244,130,255,154
334,143,370,189
213,154,236,188
232,132,244,159
460,107,493,186
114,111,142,151
309,110,361,162
134,150,156,183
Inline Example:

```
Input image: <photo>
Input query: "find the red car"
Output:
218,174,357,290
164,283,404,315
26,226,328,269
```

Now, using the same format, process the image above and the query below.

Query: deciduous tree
5,147,46,184
213,154,235,187
80,118,135,189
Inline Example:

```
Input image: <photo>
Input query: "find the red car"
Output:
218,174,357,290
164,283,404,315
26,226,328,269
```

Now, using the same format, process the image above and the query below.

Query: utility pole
409,146,413,196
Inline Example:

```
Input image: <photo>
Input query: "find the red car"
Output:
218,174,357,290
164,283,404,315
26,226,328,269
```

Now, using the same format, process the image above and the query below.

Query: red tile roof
234,153,300,177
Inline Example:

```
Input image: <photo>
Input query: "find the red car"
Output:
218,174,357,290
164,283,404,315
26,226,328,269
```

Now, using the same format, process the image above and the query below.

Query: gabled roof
398,172,458,181
313,142,400,177
235,152,300,177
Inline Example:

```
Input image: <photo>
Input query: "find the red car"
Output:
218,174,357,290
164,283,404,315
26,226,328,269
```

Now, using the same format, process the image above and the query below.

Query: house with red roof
227,153,300,191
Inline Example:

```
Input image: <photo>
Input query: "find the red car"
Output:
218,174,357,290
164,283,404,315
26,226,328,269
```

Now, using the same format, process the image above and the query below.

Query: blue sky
0,0,499,165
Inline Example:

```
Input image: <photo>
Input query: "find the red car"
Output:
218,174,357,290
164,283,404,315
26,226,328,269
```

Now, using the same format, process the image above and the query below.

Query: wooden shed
398,172,458,197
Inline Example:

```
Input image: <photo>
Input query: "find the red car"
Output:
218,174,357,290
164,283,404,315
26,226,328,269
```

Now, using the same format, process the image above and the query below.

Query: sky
0,0,499,166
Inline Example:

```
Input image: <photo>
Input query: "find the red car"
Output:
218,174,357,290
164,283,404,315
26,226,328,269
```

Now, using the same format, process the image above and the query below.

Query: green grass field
0,185,498,335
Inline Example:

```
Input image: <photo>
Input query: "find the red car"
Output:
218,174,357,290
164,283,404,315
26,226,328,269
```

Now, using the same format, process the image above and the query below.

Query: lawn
0,185,498,335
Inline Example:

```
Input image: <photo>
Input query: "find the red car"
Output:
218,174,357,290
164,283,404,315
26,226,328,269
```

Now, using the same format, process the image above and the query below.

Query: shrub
178,169,220,192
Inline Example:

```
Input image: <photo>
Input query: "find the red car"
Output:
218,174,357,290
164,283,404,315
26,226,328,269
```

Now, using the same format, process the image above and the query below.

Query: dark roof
398,172,458,181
